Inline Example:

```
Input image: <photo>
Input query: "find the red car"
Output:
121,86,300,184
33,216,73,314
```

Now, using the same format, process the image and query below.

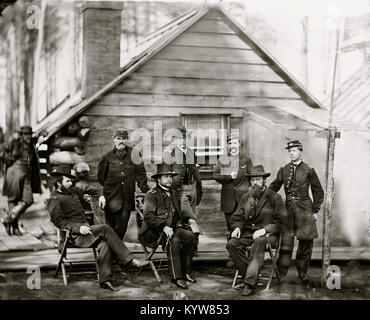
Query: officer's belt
286,196,309,201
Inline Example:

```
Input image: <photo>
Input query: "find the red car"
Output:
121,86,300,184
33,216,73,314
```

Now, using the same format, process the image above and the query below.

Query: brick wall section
81,2,122,98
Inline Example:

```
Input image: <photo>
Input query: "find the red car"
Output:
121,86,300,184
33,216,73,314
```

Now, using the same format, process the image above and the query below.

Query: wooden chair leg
232,270,239,288
149,261,162,283
61,263,68,286
266,242,281,290
93,248,100,281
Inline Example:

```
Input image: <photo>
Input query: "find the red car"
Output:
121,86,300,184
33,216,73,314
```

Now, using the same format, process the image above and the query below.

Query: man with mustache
1,126,42,236
47,165,149,291
226,165,286,296
213,133,253,238
97,128,149,240
139,163,198,290
269,140,324,288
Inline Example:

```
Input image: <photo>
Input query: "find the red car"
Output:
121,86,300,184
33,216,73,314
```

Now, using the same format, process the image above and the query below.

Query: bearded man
226,165,286,296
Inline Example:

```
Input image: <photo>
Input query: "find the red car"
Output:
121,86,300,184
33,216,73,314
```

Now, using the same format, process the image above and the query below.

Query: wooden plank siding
136,59,282,82
112,75,301,99
94,93,307,110
155,45,267,64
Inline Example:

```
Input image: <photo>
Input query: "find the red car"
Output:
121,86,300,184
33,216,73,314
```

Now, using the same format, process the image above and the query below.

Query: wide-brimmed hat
246,165,270,178
18,125,34,134
285,140,303,150
113,128,129,138
50,165,76,179
151,163,178,179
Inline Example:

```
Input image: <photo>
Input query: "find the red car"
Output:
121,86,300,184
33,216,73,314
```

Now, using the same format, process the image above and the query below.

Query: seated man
139,163,198,290
226,165,286,296
47,165,148,291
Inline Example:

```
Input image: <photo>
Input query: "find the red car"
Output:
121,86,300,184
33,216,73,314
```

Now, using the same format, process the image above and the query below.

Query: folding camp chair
231,233,282,290
54,212,100,286
135,192,166,283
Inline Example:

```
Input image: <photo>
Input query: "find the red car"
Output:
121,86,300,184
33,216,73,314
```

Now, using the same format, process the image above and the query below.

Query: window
182,114,230,173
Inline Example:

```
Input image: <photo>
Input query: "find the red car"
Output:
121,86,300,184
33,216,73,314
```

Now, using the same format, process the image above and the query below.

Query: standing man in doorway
97,128,149,240
269,140,324,287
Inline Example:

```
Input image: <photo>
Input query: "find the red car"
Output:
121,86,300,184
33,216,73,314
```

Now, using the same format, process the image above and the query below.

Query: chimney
81,1,123,98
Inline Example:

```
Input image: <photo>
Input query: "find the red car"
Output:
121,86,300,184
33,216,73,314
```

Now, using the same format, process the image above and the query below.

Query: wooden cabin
34,4,369,257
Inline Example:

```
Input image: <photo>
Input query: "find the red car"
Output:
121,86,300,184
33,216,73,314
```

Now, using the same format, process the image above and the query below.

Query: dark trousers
88,224,134,283
223,212,234,234
277,232,313,278
105,206,131,240
165,228,197,281
226,234,277,287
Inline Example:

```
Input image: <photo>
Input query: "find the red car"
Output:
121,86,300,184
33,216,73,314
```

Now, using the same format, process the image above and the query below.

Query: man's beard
251,184,265,199
60,185,72,194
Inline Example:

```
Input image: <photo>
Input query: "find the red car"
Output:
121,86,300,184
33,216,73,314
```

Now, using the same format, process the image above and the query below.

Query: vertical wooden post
321,19,342,287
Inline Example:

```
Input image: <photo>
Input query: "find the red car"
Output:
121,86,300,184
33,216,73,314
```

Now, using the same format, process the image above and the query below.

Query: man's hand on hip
80,226,92,235
98,196,106,209
231,227,241,239
252,228,266,240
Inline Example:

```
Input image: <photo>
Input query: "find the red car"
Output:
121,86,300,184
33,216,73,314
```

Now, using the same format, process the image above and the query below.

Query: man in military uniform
1,126,41,236
97,128,149,240
165,126,203,254
213,133,253,235
269,140,324,287
47,165,148,291
226,165,286,296
139,163,198,290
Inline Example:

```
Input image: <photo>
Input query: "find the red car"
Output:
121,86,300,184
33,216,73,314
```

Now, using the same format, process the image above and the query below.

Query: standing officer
97,128,149,240
1,126,41,236
213,133,253,235
226,165,286,296
269,140,324,287
139,163,198,290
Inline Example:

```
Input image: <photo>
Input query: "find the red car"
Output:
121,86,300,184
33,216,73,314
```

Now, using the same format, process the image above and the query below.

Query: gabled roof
35,5,338,141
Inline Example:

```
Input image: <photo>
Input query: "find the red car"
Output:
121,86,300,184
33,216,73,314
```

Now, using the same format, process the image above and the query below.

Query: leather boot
9,202,29,236
1,213,13,236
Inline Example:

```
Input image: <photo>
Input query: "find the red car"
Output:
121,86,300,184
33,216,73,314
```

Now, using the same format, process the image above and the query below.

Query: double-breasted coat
139,185,197,248
213,155,253,214
269,161,324,240
97,146,149,212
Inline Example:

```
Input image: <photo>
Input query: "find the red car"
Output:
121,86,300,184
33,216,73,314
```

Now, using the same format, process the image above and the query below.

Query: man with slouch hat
226,165,286,296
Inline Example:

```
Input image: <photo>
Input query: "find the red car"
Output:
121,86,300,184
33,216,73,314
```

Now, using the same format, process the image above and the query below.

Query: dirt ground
0,260,369,300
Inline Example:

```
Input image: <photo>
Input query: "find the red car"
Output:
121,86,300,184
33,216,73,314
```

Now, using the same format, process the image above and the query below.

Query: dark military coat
269,161,324,240
213,154,253,213
97,146,149,212
139,185,197,247
47,186,101,250
230,188,286,238
165,145,203,205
